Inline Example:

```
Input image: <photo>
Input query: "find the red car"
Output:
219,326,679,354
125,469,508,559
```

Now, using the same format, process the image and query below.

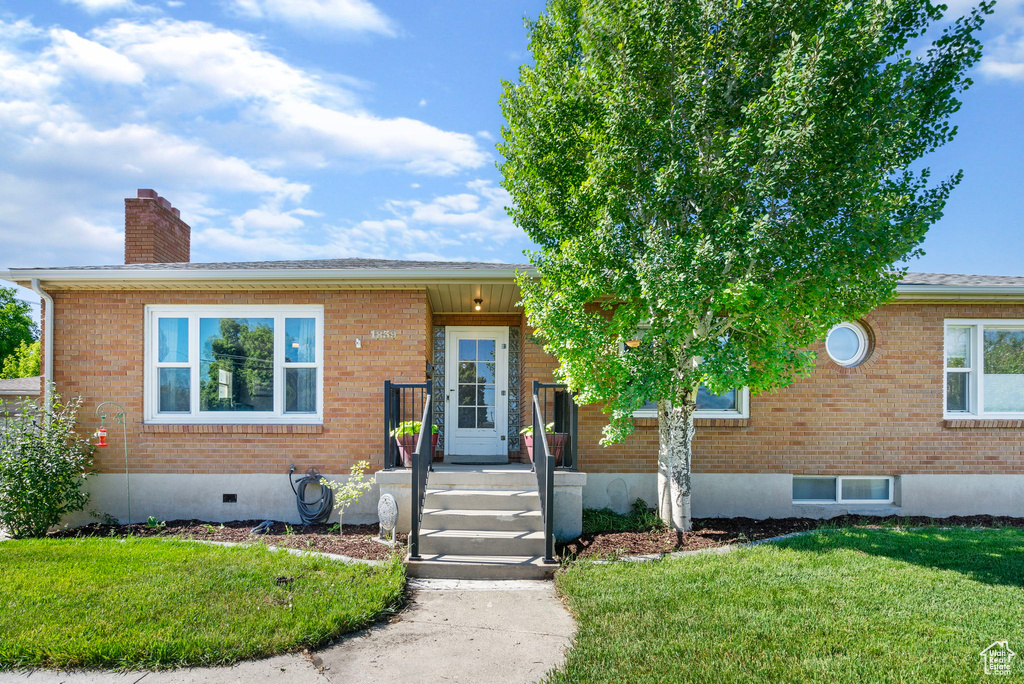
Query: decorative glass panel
945,326,972,368
199,317,275,412
697,386,736,411
841,478,889,501
285,318,316,363
158,368,190,412
946,373,969,412
285,368,316,413
983,328,1024,412
793,477,836,501
158,318,189,363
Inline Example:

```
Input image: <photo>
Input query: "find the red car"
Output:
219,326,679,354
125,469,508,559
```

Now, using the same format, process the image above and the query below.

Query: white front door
445,326,508,459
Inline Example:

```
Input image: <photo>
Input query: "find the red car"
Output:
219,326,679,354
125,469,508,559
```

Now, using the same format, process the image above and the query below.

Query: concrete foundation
64,473,380,527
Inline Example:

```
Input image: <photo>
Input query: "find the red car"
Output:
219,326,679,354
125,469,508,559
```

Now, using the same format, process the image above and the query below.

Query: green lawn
0,537,405,670
551,528,1024,683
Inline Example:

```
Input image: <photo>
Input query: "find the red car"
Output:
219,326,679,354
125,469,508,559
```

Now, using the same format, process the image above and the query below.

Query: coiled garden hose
288,466,334,525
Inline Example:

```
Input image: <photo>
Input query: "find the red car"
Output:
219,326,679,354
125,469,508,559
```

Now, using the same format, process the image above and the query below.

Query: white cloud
92,19,487,174
62,0,144,13
383,180,519,242
228,0,395,36
48,29,145,84
980,18,1024,80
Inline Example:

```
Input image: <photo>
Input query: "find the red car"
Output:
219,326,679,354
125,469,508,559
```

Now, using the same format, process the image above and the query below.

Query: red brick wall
51,289,430,474
524,302,1024,476
124,195,190,264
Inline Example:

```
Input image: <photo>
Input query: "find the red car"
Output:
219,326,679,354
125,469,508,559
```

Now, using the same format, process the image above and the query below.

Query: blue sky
2,0,1023,318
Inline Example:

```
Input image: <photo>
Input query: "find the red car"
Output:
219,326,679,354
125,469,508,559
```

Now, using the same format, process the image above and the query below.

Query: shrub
0,393,95,538
582,499,666,534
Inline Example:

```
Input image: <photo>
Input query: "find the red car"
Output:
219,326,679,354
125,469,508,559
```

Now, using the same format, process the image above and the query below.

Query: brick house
4,190,1024,577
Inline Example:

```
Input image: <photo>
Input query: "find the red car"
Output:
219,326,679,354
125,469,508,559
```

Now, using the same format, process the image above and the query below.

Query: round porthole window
825,322,870,367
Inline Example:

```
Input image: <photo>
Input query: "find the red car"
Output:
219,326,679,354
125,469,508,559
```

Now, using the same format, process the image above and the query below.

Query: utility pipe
29,278,53,413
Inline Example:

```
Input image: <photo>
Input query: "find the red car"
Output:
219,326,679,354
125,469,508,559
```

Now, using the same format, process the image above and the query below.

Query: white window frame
792,475,894,505
630,387,750,420
944,319,1024,420
825,321,870,367
145,305,324,425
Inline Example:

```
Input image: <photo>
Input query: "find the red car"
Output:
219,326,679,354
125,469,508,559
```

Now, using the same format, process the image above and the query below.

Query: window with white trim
146,305,324,424
632,386,750,419
945,320,1024,418
792,476,893,504
825,321,870,367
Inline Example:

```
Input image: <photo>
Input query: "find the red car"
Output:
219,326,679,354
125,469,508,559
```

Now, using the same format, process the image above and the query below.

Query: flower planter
396,433,439,467
522,433,567,467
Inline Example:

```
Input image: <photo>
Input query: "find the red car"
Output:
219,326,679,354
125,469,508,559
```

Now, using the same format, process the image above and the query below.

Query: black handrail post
384,380,393,470
426,379,434,473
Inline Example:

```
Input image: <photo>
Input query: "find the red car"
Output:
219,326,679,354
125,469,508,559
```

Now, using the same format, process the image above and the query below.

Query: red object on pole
96,427,108,447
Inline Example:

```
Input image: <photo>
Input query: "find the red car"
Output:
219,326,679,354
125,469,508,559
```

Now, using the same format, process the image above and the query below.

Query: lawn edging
182,538,389,566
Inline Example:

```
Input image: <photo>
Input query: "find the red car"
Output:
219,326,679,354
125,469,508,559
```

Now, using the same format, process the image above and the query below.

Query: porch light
474,298,483,311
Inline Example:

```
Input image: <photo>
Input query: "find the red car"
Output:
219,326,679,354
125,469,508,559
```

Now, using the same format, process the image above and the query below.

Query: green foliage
0,340,40,380
388,420,439,438
582,499,665,534
146,516,166,529
0,537,406,669
520,421,555,436
552,528,1024,683
499,0,992,443
0,394,95,538
323,460,374,518
0,287,37,367
199,318,274,411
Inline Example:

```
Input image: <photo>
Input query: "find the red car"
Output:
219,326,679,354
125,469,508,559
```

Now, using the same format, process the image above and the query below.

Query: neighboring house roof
899,273,1024,287
0,376,41,396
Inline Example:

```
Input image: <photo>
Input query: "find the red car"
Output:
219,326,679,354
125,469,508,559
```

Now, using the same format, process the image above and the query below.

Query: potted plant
390,420,439,467
520,422,567,467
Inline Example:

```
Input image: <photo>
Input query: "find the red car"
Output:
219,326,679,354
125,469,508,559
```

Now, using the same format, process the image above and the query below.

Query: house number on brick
371,329,397,339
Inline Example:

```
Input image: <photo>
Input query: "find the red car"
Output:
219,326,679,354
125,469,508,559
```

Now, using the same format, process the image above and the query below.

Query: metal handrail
408,391,433,560
383,380,431,470
533,381,556,563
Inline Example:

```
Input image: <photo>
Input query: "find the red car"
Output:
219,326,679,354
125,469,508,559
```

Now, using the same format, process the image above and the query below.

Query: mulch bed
50,520,406,561
558,515,1024,560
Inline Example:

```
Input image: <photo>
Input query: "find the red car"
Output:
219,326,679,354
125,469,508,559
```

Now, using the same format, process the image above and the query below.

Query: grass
0,536,405,670
551,527,1024,683
582,499,665,534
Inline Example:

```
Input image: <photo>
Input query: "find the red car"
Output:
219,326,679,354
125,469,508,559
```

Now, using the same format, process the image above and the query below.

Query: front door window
458,338,496,429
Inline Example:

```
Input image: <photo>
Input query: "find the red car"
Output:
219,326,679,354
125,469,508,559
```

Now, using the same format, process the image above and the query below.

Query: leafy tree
199,319,275,411
499,0,990,530
0,286,37,365
1,340,41,379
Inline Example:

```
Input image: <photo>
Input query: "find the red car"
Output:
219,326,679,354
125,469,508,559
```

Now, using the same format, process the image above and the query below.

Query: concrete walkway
0,579,575,684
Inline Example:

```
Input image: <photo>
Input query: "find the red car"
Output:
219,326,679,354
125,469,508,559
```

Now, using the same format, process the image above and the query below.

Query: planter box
522,433,567,467
396,433,439,467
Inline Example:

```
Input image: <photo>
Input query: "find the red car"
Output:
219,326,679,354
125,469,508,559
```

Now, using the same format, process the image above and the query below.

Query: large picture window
631,386,749,419
945,320,1024,418
146,306,323,424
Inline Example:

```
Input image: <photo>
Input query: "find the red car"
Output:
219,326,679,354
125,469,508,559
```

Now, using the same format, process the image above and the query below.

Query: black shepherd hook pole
95,401,130,528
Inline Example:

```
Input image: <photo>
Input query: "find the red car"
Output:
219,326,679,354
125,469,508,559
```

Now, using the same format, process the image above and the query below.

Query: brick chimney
124,189,191,264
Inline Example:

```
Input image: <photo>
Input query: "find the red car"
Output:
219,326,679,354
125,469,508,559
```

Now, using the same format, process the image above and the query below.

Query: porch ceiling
427,282,522,313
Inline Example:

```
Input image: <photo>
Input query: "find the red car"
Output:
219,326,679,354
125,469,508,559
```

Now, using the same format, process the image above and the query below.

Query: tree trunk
657,388,696,532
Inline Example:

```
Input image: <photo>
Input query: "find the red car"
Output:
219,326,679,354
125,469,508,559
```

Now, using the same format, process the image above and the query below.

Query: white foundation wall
63,473,381,527
582,472,1024,519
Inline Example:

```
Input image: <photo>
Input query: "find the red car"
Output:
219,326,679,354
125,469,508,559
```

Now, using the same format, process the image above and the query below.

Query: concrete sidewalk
0,578,575,684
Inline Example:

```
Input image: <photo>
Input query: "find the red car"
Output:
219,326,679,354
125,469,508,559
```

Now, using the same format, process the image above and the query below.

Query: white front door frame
444,326,509,460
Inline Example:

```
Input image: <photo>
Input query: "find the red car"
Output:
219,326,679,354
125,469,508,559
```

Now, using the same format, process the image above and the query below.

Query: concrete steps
406,467,556,580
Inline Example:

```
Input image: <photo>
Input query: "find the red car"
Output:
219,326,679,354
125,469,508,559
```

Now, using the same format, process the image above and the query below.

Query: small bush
0,393,95,538
582,498,665,534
